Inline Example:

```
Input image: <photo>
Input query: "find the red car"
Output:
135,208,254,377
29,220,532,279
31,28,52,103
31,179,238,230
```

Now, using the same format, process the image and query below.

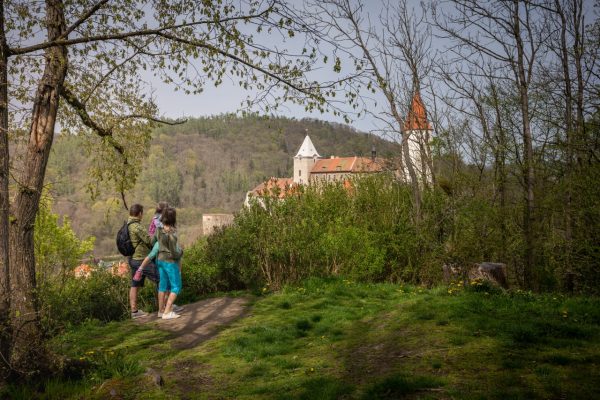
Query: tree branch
9,7,274,56
61,0,110,40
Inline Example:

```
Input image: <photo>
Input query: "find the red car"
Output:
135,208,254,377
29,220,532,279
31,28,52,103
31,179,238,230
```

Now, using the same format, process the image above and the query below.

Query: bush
201,175,445,288
39,267,133,335
177,240,222,303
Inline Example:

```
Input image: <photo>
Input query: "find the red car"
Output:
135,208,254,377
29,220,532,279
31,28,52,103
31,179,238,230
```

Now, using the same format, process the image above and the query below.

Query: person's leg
162,261,182,315
164,292,178,314
158,291,166,314
156,260,170,314
129,259,145,315
129,287,138,311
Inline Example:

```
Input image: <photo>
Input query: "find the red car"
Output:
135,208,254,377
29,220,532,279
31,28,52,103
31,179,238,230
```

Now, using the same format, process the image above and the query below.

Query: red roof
311,157,384,174
250,177,297,198
403,92,432,131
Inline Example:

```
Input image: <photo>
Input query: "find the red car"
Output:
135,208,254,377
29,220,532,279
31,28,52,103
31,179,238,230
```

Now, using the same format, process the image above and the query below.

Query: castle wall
202,213,234,236
294,156,318,184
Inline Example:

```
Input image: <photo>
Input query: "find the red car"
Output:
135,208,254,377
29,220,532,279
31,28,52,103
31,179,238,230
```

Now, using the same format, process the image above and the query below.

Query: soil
134,296,250,349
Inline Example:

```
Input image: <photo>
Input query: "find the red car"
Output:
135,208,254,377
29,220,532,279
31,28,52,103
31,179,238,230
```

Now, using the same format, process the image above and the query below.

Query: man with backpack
123,204,157,318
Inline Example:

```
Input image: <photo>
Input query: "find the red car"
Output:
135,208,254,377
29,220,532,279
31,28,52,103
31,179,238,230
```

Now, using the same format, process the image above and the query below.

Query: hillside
46,115,400,255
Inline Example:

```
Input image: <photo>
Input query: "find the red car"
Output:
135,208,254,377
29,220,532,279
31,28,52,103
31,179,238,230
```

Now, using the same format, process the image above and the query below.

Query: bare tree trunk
513,1,536,289
572,0,585,165
8,0,68,372
0,0,11,376
555,0,574,290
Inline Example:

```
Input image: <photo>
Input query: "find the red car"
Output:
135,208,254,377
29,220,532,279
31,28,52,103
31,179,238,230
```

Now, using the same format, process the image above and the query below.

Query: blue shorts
157,260,182,295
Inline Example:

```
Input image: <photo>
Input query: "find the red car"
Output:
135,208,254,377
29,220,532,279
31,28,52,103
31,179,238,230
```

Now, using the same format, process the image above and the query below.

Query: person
138,207,183,319
126,204,159,318
148,201,168,237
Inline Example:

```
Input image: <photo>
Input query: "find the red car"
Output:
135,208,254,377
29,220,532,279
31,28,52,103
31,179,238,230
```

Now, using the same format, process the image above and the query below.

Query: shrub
39,267,131,335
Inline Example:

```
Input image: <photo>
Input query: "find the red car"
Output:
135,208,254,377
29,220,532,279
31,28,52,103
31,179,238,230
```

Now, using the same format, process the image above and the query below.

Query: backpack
116,221,137,257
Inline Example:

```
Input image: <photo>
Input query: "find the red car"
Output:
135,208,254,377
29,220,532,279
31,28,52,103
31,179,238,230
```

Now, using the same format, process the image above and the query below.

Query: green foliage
202,175,451,288
38,268,130,336
138,145,183,206
176,239,223,303
46,116,399,256
35,192,95,283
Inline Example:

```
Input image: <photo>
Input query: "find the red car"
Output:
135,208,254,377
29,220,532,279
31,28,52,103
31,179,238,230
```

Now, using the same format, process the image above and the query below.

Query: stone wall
202,213,234,236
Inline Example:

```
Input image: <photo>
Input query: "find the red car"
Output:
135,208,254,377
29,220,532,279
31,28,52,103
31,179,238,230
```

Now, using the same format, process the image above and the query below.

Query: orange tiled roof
250,177,297,198
403,92,432,131
311,157,384,174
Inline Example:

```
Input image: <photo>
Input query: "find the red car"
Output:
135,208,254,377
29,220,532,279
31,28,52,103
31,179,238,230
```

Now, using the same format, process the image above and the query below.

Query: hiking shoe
131,310,147,319
161,312,181,320
173,304,184,313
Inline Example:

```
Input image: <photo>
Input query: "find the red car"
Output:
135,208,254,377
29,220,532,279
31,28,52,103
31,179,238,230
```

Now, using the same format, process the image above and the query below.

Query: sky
146,0,407,134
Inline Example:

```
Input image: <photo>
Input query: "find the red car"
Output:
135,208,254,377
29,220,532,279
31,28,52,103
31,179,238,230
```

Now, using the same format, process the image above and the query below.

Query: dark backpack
116,221,136,257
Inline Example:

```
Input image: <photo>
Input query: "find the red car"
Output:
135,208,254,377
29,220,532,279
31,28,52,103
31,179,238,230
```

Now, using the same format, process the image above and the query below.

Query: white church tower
294,135,320,185
403,92,433,186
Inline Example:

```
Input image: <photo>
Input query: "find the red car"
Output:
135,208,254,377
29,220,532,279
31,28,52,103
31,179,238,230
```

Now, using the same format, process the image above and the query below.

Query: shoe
161,312,181,320
131,310,147,319
173,304,184,313
157,312,163,318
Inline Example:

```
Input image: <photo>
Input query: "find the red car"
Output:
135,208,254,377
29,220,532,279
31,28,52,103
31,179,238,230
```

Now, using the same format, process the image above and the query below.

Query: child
148,201,168,237
136,207,183,319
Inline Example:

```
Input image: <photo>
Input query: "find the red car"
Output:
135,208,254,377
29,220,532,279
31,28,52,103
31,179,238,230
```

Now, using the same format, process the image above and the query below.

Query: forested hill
46,115,400,255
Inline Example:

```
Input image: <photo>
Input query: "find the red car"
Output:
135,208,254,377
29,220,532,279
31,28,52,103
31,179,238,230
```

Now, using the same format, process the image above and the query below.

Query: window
299,170,301,176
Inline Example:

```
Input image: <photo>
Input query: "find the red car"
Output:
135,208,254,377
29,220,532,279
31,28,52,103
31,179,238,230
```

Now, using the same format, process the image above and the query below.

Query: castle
245,92,433,205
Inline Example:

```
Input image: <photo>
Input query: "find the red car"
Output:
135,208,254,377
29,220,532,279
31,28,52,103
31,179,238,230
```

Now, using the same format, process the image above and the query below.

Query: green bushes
38,268,130,335
200,175,451,288
197,171,600,292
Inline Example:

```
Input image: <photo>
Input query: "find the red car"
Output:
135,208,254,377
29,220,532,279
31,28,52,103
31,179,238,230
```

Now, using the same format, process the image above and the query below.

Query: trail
135,296,250,349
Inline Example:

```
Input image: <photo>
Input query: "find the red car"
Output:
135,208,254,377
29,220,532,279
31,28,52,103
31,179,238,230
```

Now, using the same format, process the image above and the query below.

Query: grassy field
4,278,600,399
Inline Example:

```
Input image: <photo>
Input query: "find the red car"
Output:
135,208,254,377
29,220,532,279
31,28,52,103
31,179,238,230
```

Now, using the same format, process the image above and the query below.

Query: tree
306,0,437,220
0,0,358,377
434,0,550,288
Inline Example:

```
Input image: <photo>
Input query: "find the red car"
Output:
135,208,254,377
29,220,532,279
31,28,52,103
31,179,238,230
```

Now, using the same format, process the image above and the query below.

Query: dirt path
134,297,250,349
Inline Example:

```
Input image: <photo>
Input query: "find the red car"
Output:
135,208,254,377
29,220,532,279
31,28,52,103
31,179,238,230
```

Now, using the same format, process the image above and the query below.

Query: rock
442,263,462,283
145,367,164,387
468,262,508,288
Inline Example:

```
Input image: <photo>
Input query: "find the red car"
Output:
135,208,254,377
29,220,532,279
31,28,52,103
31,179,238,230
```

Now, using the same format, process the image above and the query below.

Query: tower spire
403,92,432,131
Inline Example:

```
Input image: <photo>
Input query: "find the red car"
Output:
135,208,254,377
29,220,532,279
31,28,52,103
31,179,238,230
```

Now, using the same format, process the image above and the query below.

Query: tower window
299,170,301,176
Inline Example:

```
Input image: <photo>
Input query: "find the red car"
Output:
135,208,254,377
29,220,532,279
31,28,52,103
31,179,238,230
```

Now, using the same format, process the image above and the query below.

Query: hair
161,207,177,227
129,204,144,217
156,201,169,214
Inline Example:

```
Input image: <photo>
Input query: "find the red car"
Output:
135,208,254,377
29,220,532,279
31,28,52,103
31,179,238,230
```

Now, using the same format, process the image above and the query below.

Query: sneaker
157,312,163,318
161,312,181,320
131,310,147,319
173,304,184,313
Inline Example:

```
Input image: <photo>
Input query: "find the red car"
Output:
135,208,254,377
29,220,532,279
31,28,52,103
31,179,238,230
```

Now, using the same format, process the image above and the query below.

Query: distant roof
249,177,296,198
311,156,384,174
403,92,432,131
295,135,321,158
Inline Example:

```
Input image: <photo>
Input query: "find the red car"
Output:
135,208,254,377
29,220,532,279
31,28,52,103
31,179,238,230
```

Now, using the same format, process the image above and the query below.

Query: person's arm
138,242,159,270
148,241,159,259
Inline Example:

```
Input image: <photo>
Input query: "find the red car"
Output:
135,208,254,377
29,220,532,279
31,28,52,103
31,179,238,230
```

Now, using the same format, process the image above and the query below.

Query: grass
3,278,599,399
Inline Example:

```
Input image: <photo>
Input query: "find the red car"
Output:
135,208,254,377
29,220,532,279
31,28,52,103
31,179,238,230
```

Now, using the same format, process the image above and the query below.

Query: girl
148,201,168,237
137,207,183,319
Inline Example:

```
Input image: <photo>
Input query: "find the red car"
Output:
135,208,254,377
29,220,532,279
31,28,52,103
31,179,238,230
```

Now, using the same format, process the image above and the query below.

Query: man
127,204,158,318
